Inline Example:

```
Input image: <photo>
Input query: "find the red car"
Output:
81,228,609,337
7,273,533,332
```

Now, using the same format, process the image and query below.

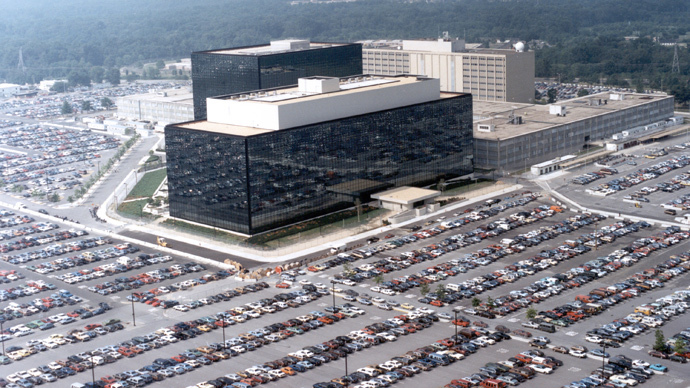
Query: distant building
38,79,67,91
117,88,194,125
191,39,363,120
165,58,191,72
361,37,535,103
166,75,473,234
472,92,675,172
0,83,21,98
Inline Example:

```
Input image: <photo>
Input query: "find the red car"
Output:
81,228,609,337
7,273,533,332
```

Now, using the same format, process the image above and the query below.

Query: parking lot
1,175,688,388
555,132,690,222
0,122,121,206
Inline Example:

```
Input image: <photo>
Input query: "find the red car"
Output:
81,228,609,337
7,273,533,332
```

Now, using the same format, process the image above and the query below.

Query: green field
117,199,149,219
126,169,166,200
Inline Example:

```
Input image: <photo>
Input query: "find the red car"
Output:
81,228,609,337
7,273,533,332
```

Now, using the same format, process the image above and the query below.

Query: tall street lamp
331,280,336,311
221,314,226,350
90,353,96,386
131,293,136,326
1,321,5,356
453,308,459,344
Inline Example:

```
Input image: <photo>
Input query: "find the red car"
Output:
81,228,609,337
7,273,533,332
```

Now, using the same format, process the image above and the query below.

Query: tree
342,262,353,278
437,178,446,193
143,65,160,79
67,69,91,87
373,274,384,286
419,283,430,297
89,66,105,83
654,329,667,352
101,97,113,110
106,68,121,85
81,100,92,111
547,88,557,104
577,89,589,97
526,308,537,320
61,100,72,115
67,195,74,203
435,283,446,300
354,198,362,223
50,81,67,93
673,338,687,355
486,296,495,308
471,297,481,308
48,193,60,202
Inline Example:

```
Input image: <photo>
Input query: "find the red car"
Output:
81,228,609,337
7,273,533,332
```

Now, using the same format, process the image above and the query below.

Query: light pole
600,342,607,375
97,161,100,177
221,314,226,350
453,308,459,344
131,293,136,326
594,221,599,251
1,321,5,356
331,280,336,311
90,353,96,386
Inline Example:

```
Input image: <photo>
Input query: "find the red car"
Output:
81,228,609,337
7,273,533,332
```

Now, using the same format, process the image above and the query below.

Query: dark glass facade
192,44,362,120
166,94,473,235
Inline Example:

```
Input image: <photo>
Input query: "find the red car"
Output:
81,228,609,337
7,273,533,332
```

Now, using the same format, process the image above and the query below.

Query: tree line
0,0,688,99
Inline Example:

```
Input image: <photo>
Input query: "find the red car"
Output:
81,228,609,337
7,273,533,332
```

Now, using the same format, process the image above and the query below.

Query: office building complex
361,37,534,103
192,40,363,119
472,92,675,172
117,88,194,125
166,75,473,235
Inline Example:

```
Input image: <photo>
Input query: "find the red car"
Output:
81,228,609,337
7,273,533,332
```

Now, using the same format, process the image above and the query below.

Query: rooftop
360,39,523,56
473,92,674,141
178,75,460,135
119,88,193,104
200,40,352,56
371,186,440,205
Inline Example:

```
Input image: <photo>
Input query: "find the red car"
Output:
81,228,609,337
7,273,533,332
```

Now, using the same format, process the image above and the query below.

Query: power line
672,44,680,74
17,47,26,74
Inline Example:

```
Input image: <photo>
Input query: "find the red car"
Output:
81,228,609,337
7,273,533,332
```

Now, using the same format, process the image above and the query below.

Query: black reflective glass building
192,41,362,120
166,92,473,235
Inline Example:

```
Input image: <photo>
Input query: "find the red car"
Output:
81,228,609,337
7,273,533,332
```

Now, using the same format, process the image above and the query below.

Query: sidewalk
103,183,524,263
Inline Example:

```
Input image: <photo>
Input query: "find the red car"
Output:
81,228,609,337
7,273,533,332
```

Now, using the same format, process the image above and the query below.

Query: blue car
589,349,609,358
649,363,668,372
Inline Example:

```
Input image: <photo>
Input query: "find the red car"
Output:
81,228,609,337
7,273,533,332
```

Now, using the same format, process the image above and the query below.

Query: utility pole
453,309,459,343
331,280,336,311
221,315,226,349
131,293,136,326
90,353,96,386
1,321,4,356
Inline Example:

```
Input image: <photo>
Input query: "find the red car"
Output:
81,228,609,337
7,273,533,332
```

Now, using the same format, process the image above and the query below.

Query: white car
585,335,603,343
631,359,649,368
528,364,553,374
569,350,587,358
610,374,638,386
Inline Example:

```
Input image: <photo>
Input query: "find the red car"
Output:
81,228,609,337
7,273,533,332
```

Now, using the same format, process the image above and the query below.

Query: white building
205,75,441,131
117,88,194,125
361,37,535,103
38,79,67,91
0,83,21,98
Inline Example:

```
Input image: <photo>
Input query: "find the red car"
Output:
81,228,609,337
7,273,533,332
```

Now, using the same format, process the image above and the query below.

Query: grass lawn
117,199,149,219
126,169,166,199
160,219,246,243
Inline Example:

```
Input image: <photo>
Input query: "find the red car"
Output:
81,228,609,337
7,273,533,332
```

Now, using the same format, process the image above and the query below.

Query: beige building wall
362,48,534,103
